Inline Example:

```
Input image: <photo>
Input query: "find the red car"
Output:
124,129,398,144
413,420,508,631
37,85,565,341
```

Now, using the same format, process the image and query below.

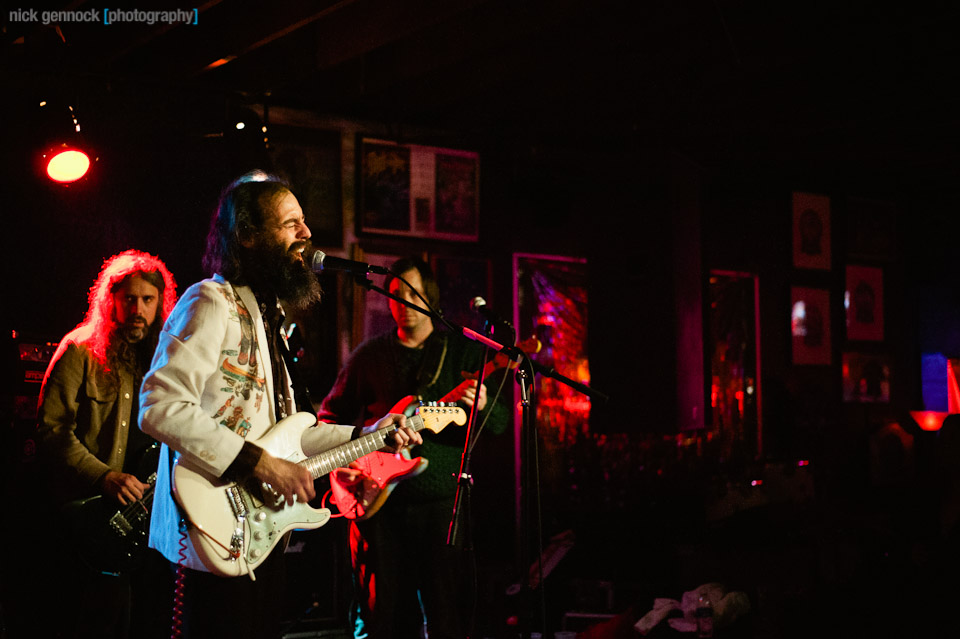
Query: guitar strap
414,331,448,398
277,331,313,413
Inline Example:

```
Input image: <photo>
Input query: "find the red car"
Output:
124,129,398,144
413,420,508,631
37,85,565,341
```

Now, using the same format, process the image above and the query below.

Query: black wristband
224,440,264,481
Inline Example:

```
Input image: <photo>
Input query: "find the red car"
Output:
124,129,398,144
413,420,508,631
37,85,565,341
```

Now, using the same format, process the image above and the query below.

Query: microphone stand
446,324,489,550
349,273,608,639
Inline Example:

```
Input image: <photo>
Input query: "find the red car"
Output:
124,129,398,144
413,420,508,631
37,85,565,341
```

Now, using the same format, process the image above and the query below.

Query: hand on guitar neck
101,470,152,506
439,335,543,412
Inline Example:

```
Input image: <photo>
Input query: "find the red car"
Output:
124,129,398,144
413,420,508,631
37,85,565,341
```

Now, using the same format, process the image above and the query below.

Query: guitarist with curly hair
33,249,178,639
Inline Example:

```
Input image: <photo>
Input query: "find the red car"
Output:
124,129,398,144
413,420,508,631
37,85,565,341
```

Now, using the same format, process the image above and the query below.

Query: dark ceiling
5,1,960,196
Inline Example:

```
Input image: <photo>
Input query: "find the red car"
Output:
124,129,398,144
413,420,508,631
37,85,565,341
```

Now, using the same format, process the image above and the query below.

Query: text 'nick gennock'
8,8,199,26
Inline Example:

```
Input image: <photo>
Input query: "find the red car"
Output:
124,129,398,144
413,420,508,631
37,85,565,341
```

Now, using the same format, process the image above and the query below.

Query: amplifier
3,330,59,467
15,338,59,407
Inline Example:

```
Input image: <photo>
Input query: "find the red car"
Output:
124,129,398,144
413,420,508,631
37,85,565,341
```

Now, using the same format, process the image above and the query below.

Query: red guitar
329,337,540,520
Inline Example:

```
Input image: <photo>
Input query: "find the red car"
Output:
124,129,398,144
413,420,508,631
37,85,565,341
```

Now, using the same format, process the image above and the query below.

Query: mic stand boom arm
349,275,604,403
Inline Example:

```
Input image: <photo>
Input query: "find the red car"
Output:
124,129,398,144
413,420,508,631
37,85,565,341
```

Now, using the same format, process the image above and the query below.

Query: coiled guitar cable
169,523,188,638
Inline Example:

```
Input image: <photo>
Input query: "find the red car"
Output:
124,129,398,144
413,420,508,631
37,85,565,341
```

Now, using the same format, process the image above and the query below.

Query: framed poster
435,153,479,237
845,265,883,341
358,137,479,241
792,191,831,270
513,253,591,531
843,352,891,403
358,139,411,233
791,287,831,365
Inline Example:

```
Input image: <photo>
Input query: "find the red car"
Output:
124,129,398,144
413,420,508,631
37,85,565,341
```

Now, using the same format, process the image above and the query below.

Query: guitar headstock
415,401,467,434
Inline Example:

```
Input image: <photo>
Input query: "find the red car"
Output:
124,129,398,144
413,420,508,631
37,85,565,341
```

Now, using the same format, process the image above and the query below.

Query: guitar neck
300,414,425,480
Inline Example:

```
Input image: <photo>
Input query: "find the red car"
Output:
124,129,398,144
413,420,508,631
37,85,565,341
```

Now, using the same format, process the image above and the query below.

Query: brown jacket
37,324,138,503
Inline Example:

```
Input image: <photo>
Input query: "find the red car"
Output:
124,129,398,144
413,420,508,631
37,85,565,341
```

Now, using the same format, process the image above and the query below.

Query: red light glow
204,56,236,70
910,410,951,432
46,148,90,183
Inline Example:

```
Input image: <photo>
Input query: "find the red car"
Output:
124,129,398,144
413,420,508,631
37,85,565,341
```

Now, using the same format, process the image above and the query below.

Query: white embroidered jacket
139,275,353,570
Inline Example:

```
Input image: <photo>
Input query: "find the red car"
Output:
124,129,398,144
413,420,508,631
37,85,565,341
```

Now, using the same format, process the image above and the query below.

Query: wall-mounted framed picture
792,191,831,270
358,137,479,241
791,286,831,365
845,265,883,341
435,153,479,237
357,139,411,234
842,351,891,403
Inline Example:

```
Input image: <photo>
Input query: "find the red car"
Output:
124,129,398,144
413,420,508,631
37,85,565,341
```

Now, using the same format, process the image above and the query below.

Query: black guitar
62,443,159,576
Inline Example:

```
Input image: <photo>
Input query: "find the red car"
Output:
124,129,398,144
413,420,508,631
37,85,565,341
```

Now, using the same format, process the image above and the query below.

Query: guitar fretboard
301,414,426,479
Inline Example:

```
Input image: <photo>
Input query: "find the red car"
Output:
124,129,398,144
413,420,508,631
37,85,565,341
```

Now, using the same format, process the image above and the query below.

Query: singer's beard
246,238,322,310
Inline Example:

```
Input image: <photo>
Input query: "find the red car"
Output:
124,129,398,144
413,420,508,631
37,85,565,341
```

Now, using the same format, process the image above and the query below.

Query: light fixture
910,411,951,432
35,98,97,185
221,99,270,169
44,145,91,183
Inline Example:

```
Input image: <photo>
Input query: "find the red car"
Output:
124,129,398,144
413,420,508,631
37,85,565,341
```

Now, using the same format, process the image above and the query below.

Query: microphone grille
311,250,326,269
470,296,487,311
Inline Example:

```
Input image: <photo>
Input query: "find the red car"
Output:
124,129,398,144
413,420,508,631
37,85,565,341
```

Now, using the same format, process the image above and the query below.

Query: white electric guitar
172,402,466,578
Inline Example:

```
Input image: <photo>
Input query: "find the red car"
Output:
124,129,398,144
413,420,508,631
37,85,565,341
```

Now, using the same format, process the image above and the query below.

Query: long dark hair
202,170,292,281
83,249,177,366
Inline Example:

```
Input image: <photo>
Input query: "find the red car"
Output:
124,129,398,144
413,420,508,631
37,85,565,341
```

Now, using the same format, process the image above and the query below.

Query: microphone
470,297,513,328
310,250,390,276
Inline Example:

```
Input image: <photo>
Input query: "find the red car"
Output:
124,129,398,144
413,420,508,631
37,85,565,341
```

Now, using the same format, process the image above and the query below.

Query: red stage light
909,410,950,432
44,146,91,183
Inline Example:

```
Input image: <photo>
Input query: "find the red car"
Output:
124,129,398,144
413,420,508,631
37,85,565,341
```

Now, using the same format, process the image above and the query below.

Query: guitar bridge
225,485,249,562
227,485,248,518
109,512,133,537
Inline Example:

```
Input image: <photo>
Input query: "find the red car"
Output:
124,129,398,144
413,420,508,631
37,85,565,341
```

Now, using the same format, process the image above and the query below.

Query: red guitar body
329,337,540,520
329,396,429,520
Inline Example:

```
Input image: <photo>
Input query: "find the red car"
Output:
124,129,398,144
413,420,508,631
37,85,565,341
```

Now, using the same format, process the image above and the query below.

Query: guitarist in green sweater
318,256,510,639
